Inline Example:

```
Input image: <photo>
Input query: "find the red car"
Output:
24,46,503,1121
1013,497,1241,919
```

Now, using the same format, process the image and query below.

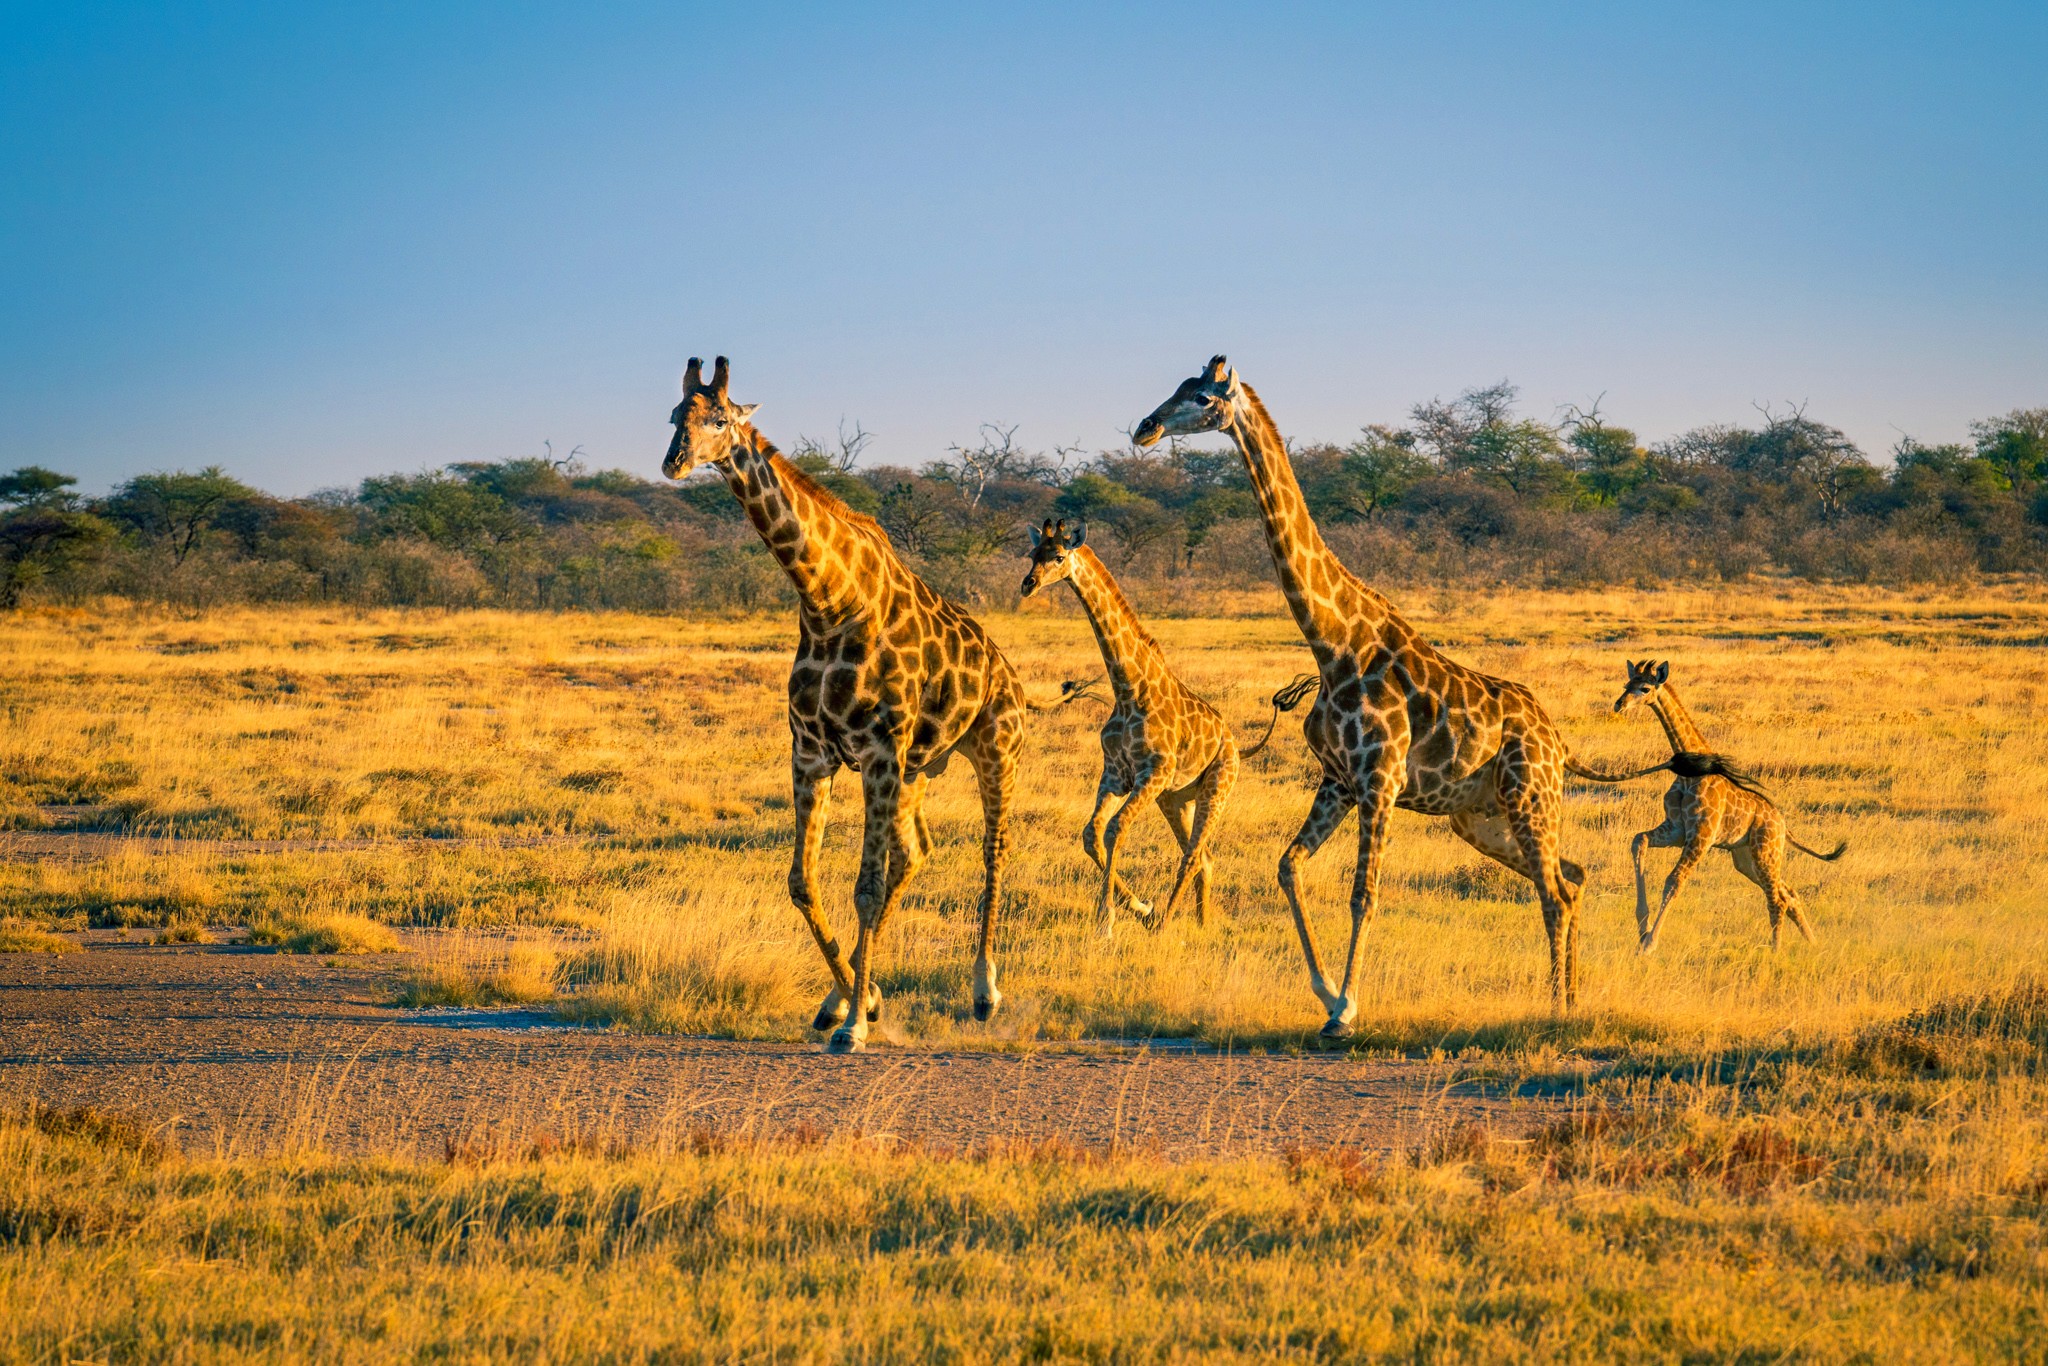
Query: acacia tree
1336,425,1431,519
1970,408,2048,501
104,466,258,568
0,466,111,607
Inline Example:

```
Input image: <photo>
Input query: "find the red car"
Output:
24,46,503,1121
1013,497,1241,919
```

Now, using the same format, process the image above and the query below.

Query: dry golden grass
397,935,561,1007
4,591,2048,1358
0,922,79,953
1,988,2045,1366
252,911,404,955
5,588,2046,1050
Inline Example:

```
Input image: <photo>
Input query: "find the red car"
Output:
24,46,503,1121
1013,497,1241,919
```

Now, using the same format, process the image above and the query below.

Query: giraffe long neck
1223,382,1381,649
1650,685,1711,753
1061,546,1173,703
720,433,886,623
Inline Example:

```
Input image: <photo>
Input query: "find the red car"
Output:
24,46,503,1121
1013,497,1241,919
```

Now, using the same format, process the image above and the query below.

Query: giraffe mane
1078,546,1166,657
763,447,893,548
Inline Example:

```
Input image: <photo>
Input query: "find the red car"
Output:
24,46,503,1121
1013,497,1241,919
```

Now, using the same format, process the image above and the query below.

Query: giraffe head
1614,659,1671,714
662,356,761,479
1131,354,1242,449
1019,518,1086,597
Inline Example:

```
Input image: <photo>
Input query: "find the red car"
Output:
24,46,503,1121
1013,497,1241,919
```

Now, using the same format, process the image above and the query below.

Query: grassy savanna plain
3,587,2047,1361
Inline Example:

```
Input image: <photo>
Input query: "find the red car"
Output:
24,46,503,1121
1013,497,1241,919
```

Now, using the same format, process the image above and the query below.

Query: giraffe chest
787,620,988,770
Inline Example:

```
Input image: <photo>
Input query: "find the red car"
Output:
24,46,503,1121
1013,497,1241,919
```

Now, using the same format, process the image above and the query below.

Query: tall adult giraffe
1134,356,1621,1030
662,356,1033,1053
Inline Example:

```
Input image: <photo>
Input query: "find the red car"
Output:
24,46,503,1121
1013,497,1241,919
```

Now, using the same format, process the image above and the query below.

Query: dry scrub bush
398,936,562,1007
0,922,79,953
255,911,402,955
554,889,804,1036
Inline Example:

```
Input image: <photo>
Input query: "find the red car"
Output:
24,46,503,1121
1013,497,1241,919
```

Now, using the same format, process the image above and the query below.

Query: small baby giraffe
1022,519,1303,933
1614,659,1846,952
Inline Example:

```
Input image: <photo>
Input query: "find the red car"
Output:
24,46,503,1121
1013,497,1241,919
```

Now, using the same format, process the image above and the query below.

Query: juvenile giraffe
1134,356,1629,1029
1020,518,1304,933
663,356,1044,1053
1613,659,1845,953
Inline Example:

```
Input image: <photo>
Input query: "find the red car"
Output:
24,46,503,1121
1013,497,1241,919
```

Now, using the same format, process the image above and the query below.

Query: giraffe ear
683,358,704,393
733,403,759,421
1071,521,1086,546
1028,523,1043,550
1654,661,1670,684
1624,659,1635,674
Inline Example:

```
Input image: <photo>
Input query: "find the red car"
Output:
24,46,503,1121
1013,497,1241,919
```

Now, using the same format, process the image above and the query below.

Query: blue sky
3,1,2044,494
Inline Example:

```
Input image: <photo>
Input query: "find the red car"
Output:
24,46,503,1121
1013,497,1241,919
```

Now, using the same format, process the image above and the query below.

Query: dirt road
0,936,1556,1159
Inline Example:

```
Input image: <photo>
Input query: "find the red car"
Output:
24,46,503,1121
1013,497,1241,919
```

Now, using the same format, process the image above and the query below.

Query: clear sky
4,2,2044,495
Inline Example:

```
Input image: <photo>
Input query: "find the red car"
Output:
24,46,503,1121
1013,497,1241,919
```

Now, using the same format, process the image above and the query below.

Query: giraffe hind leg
964,703,1020,1023
1733,825,1813,948
1278,778,1356,1016
1193,743,1239,926
1154,785,1196,931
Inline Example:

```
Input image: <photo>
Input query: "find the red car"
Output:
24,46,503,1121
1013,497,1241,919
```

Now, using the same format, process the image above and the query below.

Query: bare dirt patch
0,936,1552,1159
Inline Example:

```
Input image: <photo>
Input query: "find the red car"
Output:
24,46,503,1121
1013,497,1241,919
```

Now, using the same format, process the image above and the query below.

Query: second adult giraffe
1135,356,1627,1029
664,357,1035,1053
1020,518,1306,933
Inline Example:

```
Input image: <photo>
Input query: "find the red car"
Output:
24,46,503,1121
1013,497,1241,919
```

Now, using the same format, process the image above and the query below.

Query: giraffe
1019,517,1309,933
662,356,1048,1053
1133,356,1630,1029
1613,659,1845,953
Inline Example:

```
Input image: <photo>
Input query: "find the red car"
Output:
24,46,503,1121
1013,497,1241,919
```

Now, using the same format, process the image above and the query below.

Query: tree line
5,387,2046,611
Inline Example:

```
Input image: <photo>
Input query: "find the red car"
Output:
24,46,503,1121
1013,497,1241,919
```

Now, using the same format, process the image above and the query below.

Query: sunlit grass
2,588,2047,1052
0,922,78,953
1,979,2045,1364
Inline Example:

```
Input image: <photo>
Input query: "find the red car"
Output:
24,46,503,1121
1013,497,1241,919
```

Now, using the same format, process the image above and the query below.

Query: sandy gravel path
0,938,1556,1160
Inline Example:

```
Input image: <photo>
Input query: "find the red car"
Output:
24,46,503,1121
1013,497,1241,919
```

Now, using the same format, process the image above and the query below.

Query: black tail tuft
1241,673,1320,759
1665,750,1774,799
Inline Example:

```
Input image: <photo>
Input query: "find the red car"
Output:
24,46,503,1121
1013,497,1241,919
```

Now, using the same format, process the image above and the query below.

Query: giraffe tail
1564,754,1673,784
1239,673,1320,759
1026,675,1105,712
1790,836,1847,862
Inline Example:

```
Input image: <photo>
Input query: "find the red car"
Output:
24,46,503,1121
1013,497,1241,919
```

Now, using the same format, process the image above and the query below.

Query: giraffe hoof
972,995,1000,1022
1636,935,1656,955
1318,1016,1356,1042
825,1028,866,1054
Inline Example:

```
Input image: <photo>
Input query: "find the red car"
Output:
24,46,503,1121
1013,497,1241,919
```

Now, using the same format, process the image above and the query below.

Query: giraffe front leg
1278,778,1357,1018
1631,823,1680,951
1080,773,1148,928
786,761,867,1033
1641,828,1712,956
1099,761,1175,940
827,753,918,1054
1324,758,1400,1039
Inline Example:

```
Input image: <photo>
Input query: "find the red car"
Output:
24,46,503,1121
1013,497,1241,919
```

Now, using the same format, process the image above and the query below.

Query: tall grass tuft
398,937,561,1007
555,889,804,1036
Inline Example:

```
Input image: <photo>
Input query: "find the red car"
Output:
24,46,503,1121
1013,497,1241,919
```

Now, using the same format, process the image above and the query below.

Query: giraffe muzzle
1131,420,1165,449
